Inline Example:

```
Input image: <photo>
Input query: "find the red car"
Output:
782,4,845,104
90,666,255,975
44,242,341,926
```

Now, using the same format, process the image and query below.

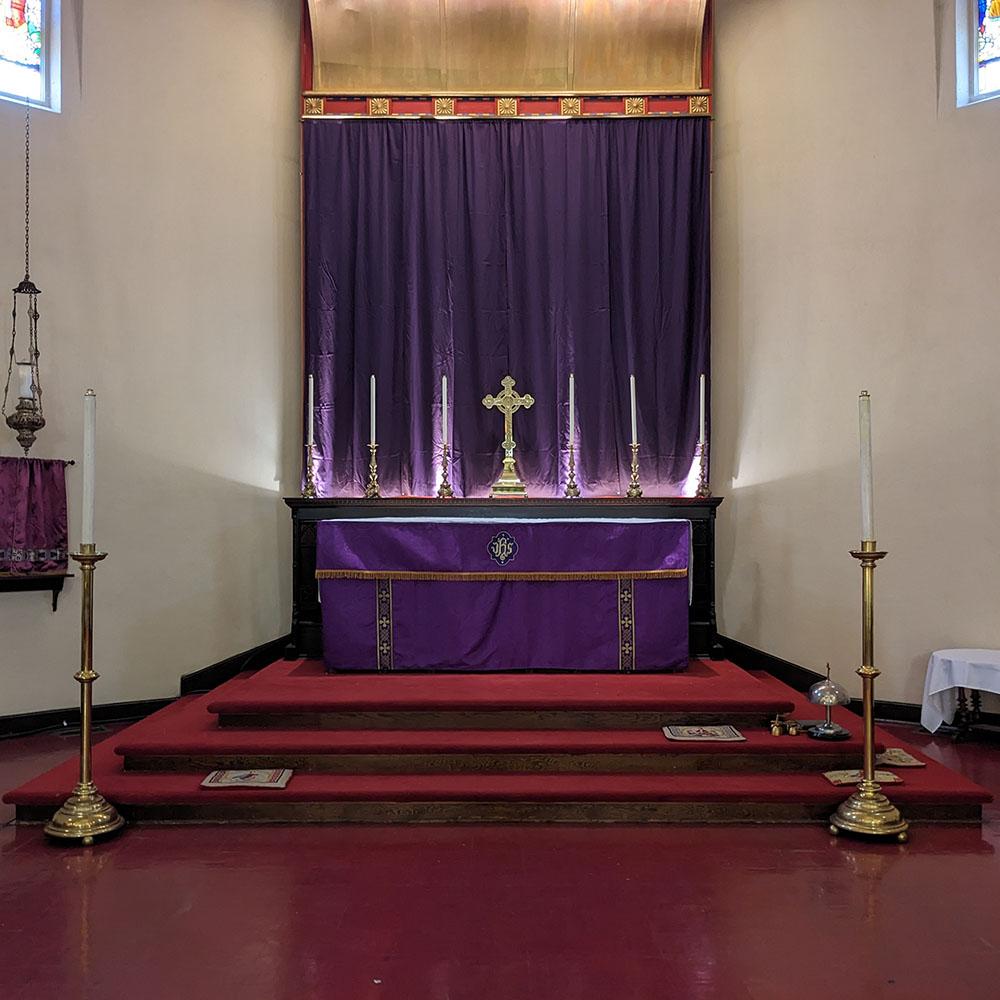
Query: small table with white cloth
921,649,1000,736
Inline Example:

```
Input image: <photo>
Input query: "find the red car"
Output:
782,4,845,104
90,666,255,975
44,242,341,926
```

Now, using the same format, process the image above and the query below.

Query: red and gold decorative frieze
302,93,712,120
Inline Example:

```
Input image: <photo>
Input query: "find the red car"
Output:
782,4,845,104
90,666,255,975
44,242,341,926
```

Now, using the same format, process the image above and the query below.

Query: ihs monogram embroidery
488,530,518,567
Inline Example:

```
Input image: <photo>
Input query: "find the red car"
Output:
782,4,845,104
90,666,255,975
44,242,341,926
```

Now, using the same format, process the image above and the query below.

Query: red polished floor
1,722,999,1000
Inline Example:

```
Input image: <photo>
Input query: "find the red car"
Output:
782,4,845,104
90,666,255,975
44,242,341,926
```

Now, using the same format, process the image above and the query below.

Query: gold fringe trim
316,569,687,582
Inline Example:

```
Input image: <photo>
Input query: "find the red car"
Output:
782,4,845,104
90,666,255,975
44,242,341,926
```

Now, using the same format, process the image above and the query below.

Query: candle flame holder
302,443,318,499
565,443,581,498
437,442,455,498
829,540,909,842
364,443,381,499
45,544,125,845
626,442,643,498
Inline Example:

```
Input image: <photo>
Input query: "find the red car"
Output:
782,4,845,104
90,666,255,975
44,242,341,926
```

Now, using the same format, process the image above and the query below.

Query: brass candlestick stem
437,442,455,498
565,443,581,498
626,442,642,498
45,545,125,845
829,539,909,842
364,443,381,498
302,443,317,498
695,441,710,498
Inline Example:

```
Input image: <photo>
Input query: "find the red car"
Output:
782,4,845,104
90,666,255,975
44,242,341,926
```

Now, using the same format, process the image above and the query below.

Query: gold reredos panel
307,0,708,94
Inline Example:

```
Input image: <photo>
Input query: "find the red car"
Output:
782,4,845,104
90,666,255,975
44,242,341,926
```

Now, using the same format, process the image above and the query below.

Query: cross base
489,458,528,498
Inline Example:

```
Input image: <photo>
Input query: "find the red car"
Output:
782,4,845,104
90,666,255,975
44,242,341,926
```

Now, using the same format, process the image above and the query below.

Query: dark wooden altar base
285,495,723,661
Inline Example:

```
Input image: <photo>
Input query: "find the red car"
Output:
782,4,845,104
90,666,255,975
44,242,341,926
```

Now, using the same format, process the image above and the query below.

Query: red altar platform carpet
5,658,991,825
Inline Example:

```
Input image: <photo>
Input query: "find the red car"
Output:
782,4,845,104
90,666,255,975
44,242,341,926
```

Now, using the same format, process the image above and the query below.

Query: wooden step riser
217,709,780,730
15,800,983,825
122,751,864,775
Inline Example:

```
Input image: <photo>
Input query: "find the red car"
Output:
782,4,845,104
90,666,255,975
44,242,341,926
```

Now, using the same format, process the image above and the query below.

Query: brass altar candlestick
364,443,381,498
626,442,643,498
829,539,909,842
695,442,710,498
565,444,581,498
437,442,455,498
302,443,318,499
45,544,125,844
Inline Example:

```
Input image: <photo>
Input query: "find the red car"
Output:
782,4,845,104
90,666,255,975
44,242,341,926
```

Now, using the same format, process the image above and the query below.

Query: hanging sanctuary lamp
2,104,44,455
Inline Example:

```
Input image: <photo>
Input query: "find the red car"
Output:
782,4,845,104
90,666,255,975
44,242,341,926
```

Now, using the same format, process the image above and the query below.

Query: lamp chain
24,102,30,280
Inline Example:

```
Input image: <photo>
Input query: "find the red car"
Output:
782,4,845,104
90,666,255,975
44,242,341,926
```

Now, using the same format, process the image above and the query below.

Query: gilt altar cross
482,375,534,498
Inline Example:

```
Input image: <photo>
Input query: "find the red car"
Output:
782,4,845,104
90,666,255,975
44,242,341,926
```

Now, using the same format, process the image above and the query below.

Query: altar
316,517,690,672
286,496,723,664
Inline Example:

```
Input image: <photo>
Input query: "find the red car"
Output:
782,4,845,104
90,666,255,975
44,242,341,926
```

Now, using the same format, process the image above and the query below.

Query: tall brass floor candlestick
45,545,125,844
364,443,381,498
626,443,643,498
437,442,454,498
829,540,909,842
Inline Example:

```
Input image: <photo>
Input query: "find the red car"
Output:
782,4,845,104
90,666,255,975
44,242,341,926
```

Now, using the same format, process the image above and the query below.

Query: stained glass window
978,0,1000,97
0,0,44,103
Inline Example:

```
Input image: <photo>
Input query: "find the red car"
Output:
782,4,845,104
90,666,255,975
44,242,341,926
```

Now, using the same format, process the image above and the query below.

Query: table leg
953,687,972,742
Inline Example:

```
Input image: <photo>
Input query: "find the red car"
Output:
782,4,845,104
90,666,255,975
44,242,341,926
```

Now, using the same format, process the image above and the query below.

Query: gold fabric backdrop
307,0,708,94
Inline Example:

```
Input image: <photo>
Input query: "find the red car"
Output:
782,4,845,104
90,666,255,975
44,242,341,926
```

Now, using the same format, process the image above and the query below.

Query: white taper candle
369,374,376,447
568,372,575,449
307,375,315,448
629,374,638,447
441,374,448,448
699,373,707,446
859,391,875,541
82,390,96,546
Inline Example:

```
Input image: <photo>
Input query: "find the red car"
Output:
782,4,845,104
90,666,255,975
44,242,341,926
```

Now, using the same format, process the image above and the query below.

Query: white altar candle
698,373,707,446
441,374,448,448
629,374,638,446
859,391,875,541
307,375,315,448
568,373,575,448
369,374,376,447
82,390,96,546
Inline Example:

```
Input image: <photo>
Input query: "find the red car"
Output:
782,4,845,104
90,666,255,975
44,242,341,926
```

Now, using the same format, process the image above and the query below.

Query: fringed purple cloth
316,518,690,673
0,458,69,576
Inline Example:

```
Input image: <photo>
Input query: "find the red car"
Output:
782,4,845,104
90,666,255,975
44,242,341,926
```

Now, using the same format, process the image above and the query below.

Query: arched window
0,0,59,111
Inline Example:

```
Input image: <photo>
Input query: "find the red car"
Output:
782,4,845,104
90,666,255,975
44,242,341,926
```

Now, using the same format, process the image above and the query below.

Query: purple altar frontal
316,518,690,673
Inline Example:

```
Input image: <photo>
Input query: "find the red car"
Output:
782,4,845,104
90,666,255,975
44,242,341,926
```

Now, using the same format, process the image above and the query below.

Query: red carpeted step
116,727,870,757
5,737,991,807
205,657,794,725
5,661,991,824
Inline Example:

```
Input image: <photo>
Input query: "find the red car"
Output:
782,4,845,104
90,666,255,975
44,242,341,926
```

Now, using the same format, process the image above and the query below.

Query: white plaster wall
713,0,1000,704
0,0,302,715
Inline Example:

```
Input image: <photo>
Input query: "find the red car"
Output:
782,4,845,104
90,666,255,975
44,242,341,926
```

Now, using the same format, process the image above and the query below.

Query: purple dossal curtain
303,118,710,497
316,519,690,672
0,457,69,576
